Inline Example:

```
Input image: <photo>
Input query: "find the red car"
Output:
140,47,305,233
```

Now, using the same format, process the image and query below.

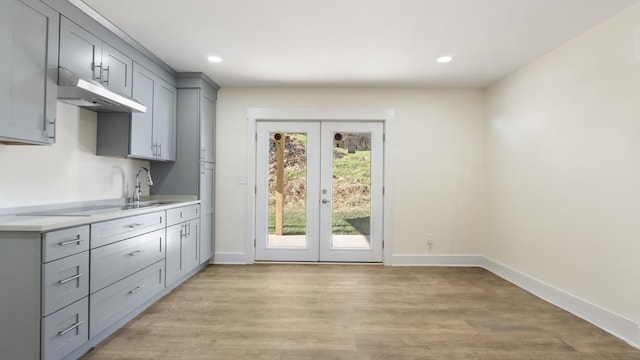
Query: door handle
321,199,330,204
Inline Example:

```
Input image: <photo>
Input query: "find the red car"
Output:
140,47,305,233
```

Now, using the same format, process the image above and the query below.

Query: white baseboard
482,257,640,349
212,252,250,264
387,254,484,266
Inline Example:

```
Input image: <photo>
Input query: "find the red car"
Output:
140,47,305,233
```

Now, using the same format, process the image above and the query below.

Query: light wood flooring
81,264,640,359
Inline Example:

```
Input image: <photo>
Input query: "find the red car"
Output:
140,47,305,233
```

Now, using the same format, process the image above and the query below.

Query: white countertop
0,197,199,232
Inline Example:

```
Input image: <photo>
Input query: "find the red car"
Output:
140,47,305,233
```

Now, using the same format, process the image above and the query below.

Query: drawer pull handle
59,236,82,247
129,285,145,294
58,320,85,336
126,223,144,229
58,273,85,285
129,250,144,256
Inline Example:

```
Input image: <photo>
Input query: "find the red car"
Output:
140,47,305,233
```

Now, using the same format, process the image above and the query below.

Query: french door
255,121,384,262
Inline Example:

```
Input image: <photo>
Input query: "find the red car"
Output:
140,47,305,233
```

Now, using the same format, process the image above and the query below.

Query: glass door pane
331,132,372,249
267,132,307,248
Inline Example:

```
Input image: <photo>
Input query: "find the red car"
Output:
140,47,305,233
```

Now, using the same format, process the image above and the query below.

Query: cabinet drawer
90,261,164,338
90,229,165,293
166,204,200,226
43,225,90,262
91,211,164,248
42,252,89,316
41,297,88,360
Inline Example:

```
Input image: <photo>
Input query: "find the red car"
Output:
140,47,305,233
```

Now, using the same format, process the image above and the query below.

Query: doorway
255,121,384,262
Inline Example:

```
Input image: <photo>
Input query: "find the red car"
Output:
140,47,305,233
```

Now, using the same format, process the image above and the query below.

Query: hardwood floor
81,264,640,359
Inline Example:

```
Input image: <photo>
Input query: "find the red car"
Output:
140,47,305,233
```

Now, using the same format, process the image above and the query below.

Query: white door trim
246,108,394,264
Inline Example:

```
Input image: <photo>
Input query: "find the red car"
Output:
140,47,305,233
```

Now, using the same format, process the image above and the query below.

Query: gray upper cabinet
130,61,176,161
130,63,155,158
201,92,216,163
59,16,100,81
154,79,177,161
0,0,58,145
97,62,176,161
101,43,133,97
59,16,132,97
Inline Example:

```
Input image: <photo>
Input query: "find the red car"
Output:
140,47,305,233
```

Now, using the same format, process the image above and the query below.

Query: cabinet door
59,17,101,81
183,219,199,273
199,163,214,263
101,42,133,97
154,79,177,161
200,92,216,162
41,297,89,360
0,0,58,144
130,63,155,159
165,223,182,285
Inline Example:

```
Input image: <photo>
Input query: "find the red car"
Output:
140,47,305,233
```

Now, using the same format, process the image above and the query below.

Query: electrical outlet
426,233,433,245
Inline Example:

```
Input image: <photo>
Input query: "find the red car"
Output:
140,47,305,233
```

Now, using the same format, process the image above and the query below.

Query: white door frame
255,121,321,262
246,108,394,264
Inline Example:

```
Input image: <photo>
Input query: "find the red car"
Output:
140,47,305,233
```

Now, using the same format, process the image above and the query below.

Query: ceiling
81,0,638,88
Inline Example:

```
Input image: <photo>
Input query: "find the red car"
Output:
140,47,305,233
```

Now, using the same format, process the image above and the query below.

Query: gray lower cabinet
166,205,200,285
0,0,58,145
96,62,177,161
42,252,89,316
199,163,215,263
0,224,89,360
90,210,164,248
0,204,204,359
90,261,164,337
42,297,89,360
90,228,165,293
41,225,90,360
87,211,167,339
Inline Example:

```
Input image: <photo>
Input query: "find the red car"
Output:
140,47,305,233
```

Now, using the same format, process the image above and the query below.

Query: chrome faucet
133,167,153,203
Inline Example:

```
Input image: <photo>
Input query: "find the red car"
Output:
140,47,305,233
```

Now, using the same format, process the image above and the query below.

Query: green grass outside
268,209,370,235
282,143,370,182
332,148,371,185
269,134,372,236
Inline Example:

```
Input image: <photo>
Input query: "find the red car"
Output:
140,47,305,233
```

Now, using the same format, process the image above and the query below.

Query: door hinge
255,186,257,194
254,238,256,247
382,187,385,195
383,134,386,142
382,240,385,249
255,133,258,141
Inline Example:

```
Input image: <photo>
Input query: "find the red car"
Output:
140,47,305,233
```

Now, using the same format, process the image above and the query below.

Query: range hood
57,67,147,113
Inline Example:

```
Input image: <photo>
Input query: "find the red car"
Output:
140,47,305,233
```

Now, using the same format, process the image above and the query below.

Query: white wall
0,102,148,209
485,3,640,324
215,88,485,261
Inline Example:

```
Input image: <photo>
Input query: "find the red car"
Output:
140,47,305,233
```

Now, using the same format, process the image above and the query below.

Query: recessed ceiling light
207,55,222,63
436,55,453,63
